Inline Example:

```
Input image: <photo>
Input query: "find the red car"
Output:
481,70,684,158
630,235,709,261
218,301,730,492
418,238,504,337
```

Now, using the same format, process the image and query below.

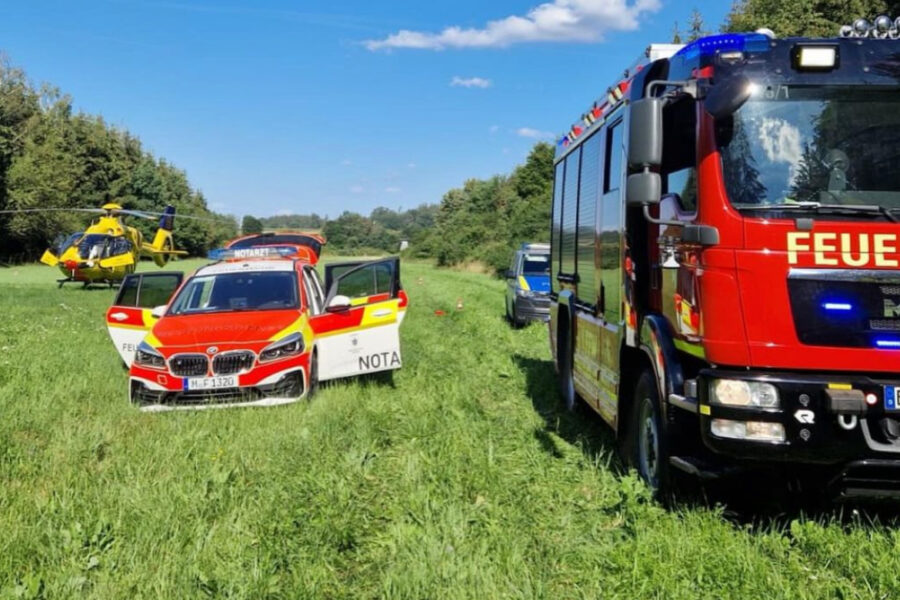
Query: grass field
2,258,900,598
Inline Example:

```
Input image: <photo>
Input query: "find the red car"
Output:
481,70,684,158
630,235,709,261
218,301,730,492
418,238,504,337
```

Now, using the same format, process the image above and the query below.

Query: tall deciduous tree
724,0,898,37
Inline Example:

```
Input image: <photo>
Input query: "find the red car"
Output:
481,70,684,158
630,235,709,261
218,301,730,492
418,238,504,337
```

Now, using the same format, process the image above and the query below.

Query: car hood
522,275,551,293
151,310,300,348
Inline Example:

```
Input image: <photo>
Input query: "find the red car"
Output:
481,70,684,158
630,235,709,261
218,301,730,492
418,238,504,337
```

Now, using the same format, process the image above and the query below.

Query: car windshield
719,86,900,213
168,271,299,315
523,253,550,276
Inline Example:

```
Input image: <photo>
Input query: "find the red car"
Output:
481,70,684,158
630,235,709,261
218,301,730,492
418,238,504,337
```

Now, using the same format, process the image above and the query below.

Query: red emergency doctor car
104,233,407,411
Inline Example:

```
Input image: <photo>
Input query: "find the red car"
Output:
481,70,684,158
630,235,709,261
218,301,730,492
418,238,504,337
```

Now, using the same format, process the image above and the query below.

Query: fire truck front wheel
631,370,671,496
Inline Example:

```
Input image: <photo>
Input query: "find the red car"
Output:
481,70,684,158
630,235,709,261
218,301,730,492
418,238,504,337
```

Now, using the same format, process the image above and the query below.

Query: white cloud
349,185,365,194
758,117,803,185
364,0,661,51
516,127,554,139
450,76,492,88
385,186,402,193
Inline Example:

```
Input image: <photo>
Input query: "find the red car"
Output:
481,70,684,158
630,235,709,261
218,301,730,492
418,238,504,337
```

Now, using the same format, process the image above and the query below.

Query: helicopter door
311,258,404,381
106,272,183,366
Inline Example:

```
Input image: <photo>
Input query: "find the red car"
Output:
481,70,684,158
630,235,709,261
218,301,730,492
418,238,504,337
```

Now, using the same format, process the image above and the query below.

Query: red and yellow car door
105,272,183,366
311,258,406,381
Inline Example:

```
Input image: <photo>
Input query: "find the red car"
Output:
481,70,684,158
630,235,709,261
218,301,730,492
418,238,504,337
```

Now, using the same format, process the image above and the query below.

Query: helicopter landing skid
56,278,118,290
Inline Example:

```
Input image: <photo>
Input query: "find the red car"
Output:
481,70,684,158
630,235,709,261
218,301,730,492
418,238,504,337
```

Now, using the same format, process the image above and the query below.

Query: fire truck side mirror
626,172,661,207
628,98,663,168
704,75,752,120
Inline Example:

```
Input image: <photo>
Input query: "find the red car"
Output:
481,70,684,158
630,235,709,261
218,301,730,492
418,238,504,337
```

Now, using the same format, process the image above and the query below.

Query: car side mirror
505,269,515,279
626,172,662,207
628,97,663,168
326,295,352,313
151,305,167,319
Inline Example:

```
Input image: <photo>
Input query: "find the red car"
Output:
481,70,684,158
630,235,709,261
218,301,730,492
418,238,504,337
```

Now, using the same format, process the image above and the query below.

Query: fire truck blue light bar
675,33,771,61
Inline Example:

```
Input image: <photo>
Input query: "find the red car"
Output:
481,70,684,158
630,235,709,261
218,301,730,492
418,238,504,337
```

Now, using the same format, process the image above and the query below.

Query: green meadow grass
1,258,900,598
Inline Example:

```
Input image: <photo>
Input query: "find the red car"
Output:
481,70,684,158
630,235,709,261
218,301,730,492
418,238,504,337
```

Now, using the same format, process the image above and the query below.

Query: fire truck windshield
719,86,900,214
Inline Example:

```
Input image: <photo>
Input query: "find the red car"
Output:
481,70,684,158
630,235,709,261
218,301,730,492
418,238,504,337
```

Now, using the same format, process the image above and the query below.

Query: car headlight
710,379,780,409
516,288,535,298
260,333,305,362
135,341,166,369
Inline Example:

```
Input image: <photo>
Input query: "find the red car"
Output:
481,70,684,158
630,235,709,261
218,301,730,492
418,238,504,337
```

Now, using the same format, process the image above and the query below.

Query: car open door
106,272,183,366
312,258,405,381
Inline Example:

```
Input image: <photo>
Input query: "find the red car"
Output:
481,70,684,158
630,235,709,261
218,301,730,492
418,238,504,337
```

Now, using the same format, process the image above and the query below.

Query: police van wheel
631,371,671,497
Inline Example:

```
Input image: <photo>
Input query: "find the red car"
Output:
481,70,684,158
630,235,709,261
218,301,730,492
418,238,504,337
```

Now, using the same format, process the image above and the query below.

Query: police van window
523,253,550,275
604,121,623,193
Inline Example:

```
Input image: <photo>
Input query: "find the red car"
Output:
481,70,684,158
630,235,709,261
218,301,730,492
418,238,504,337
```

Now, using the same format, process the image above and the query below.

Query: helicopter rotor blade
117,208,231,223
0,208,105,215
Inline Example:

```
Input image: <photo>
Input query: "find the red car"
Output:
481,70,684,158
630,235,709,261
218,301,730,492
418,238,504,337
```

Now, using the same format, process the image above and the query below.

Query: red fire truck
550,18,900,499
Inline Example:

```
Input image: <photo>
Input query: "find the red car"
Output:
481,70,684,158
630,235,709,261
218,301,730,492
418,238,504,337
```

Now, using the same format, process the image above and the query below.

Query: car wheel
631,371,671,497
307,350,319,400
558,326,576,411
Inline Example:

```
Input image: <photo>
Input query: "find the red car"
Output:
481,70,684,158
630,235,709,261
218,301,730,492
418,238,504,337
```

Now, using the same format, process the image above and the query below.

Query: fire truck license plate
184,376,237,391
884,386,900,411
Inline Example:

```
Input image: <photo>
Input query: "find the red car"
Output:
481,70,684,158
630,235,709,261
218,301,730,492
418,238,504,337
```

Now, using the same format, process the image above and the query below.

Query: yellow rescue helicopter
1,203,187,287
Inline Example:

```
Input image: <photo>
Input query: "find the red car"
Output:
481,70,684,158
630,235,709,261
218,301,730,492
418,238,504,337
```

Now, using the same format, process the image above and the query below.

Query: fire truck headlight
711,419,785,443
710,379,780,409
796,46,837,70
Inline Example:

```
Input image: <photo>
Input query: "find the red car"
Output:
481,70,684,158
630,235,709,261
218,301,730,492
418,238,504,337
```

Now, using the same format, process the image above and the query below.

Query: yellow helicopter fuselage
40,203,183,286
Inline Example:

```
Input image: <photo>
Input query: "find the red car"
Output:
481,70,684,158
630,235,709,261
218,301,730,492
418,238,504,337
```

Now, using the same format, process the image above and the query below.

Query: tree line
3,1,897,264
0,58,237,263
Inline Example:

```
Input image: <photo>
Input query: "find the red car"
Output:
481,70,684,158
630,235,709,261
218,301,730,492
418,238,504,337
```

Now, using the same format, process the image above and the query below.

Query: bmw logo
207,346,219,355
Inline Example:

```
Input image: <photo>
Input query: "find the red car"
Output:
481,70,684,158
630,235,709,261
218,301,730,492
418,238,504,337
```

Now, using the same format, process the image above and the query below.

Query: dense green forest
0,58,236,263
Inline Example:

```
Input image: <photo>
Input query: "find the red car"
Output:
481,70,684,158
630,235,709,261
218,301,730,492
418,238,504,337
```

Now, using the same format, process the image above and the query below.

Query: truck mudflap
667,369,900,468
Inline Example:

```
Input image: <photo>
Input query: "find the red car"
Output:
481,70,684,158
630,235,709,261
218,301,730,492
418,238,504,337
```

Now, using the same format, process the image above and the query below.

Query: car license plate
884,385,900,411
184,375,237,391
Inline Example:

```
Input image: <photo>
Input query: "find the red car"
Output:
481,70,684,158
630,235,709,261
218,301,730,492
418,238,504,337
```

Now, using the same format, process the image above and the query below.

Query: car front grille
169,354,209,377
212,351,255,375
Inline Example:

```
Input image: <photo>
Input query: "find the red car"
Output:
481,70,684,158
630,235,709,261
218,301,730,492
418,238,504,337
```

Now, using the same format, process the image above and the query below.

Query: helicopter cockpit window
77,234,113,260
55,233,84,255
107,237,132,256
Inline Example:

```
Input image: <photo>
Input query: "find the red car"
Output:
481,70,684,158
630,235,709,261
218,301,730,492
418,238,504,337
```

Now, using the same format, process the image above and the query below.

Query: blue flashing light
675,33,771,62
822,302,853,311
875,339,900,349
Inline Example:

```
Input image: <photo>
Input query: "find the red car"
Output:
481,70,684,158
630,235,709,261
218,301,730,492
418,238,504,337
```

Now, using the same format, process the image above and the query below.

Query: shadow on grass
513,354,623,473
512,354,900,528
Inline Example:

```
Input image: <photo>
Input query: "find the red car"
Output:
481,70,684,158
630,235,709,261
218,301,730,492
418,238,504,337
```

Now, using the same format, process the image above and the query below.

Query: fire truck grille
870,319,900,331
212,351,255,375
788,272,900,348
169,354,209,377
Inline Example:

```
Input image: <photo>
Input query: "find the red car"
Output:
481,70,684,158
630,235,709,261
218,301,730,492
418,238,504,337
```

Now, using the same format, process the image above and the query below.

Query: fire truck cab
550,21,900,499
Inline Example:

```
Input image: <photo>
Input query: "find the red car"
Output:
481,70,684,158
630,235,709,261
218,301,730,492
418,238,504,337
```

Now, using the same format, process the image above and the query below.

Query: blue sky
0,0,731,218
